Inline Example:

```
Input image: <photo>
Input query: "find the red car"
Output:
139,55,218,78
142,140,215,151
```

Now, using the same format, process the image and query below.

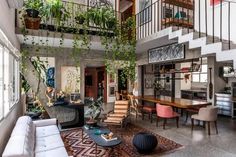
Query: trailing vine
19,0,137,90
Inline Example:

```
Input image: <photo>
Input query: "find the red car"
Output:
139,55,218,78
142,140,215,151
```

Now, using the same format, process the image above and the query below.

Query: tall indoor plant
85,97,103,126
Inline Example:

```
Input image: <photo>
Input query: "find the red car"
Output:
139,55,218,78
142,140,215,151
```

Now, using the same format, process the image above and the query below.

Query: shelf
163,0,194,10
162,18,194,29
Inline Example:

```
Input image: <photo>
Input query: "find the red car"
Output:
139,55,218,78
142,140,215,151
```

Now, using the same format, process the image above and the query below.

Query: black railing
16,1,122,36
136,0,194,40
136,0,234,50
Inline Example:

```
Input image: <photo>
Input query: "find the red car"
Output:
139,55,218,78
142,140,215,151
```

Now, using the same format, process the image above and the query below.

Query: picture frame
109,86,115,96
145,77,153,88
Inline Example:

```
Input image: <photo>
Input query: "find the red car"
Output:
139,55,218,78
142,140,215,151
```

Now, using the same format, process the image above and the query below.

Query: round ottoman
133,132,158,154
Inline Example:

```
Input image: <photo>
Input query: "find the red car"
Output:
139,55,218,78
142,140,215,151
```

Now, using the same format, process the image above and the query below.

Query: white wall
195,0,236,43
0,0,21,154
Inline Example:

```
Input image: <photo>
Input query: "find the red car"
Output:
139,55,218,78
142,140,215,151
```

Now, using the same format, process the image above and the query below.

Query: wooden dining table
134,95,211,109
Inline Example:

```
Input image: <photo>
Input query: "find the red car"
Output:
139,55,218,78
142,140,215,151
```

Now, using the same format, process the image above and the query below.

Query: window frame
0,32,20,120
0,45,3,121
192,64,208,83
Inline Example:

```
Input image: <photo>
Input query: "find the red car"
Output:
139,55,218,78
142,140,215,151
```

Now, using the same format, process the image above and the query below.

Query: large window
0,46,3,120
192,64,208,83
0,33,20,120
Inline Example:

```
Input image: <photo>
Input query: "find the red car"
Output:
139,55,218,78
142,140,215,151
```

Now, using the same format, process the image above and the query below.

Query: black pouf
133,132,158,154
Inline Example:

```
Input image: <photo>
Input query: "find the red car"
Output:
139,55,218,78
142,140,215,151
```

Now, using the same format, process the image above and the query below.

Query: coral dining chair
156,104,180,129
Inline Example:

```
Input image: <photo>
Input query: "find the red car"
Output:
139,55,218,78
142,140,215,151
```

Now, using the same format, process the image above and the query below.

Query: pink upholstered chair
191,106,218,135
156,104,180,129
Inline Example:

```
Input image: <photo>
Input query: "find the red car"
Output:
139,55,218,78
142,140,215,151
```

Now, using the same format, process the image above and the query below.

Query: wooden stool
142,106,156,123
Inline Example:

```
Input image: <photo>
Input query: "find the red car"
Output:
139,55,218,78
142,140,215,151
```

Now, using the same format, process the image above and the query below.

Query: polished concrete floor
102,103,236,157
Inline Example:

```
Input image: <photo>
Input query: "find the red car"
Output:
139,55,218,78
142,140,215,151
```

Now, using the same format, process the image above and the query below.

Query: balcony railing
136,0,235,50
136,0,194,40
16,1,122,36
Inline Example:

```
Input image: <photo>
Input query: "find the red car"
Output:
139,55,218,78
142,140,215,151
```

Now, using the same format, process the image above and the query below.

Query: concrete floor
101,103,236,157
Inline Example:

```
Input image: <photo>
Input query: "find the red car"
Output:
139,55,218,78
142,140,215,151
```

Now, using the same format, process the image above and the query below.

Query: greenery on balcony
20,0,136,86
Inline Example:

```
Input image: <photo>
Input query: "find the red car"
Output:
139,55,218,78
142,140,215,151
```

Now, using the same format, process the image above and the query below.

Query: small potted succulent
85,97,103,126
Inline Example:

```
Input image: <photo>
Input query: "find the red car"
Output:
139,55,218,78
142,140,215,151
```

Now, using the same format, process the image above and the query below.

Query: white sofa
2,116,69,157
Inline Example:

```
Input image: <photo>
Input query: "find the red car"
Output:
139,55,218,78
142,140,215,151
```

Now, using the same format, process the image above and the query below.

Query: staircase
136,0,236,69
23,57,76,123
168,27,236,69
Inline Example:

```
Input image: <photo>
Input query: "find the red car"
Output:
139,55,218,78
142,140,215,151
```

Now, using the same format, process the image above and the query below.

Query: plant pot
26,9,39,18
106,20,115,29
75,16,85,24
86,120,97,127
24,16,41,30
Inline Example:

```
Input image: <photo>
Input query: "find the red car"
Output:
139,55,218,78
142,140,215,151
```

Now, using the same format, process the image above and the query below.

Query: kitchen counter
181,89,207,100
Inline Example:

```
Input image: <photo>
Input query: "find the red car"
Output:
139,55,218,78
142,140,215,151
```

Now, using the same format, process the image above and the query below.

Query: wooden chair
129,95,142,120
121,90,128,100
191,106,218,135
142,105,156,123
115,91,121,100
103,100,129,128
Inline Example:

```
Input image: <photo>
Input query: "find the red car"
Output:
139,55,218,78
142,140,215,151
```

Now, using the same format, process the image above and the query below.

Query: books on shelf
101,134,118,142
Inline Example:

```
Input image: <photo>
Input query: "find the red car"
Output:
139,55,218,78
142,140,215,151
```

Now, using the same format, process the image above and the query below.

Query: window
0,46,3,120
0,31,20,119
192,64,208,83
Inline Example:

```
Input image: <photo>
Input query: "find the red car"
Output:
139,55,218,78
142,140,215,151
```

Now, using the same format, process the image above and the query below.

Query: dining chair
191,106,218,135
115,91,121,100
129,95,142,120
156,104,180,129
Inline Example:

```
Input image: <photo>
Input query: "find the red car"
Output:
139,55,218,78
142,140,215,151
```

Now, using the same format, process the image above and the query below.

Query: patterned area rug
61,124,183,157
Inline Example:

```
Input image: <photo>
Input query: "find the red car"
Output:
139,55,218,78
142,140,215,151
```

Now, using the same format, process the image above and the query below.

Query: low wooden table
82,126,122,157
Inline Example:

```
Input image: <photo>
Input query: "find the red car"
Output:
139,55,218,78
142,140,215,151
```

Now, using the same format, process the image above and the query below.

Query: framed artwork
109,74,115,84
148,43,185,63
61,66,80,93
145,77,153,88
109,86,115,96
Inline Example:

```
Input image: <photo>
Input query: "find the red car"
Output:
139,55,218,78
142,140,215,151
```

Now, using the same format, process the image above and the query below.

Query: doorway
85,67,107,102
118,69,127,93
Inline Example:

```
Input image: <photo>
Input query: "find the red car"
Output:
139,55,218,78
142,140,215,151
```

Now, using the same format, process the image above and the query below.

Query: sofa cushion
36,125,59,138
35,134,65,153
15,116,32,125
2,136,34,157
35,147,68,157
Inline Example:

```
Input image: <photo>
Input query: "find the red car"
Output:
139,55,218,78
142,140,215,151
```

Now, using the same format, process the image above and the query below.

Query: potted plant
103,7,116,29
24,0,43,29
27,97,45,119
75,12,86,25
85,97,103,126
24,0,43,18
44,0,70,27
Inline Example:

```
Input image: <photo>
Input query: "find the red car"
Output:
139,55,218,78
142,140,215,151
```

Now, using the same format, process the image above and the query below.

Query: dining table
134,95,211,109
